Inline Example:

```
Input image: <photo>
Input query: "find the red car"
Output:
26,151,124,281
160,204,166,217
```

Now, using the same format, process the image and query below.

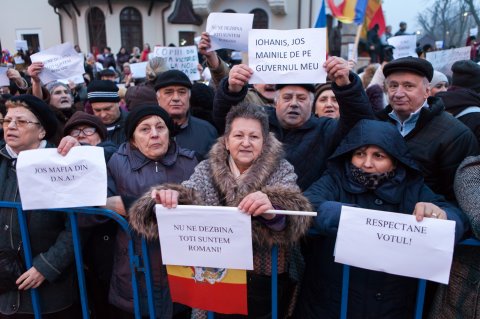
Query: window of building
87,7,107,54
120,7,143,52
250,8,269,29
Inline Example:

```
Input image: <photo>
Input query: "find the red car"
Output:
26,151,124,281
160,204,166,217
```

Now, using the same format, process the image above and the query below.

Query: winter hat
45,81,71,95
383,57,434,82
154,70,192,91
87,80,120,103
429,71,448,89
314,82,333,104
63,111,108,140
125,104,175,139
451,60,480,93
7,94,58,139
275,83,316,93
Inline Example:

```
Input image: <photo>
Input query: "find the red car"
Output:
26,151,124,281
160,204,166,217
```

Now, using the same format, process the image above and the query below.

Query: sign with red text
156,205,253,270
16,146,107,210
248,28,327,84
335,206,455,284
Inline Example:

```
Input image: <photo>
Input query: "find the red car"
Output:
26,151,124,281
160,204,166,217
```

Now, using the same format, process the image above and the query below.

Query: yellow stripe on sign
167,266,246,284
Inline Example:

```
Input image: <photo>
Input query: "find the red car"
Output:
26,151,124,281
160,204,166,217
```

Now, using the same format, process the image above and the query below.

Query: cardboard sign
156,205,253,270
153,46,200,81
206,12,254,52
248,28,327,84
16,146,107,210
335,206,455,284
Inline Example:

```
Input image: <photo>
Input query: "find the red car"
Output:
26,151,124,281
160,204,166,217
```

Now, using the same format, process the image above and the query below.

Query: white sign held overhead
0,67,9,87
156,205,253,270
153,46,200,81
335,206,455,284
30,42,85,84
16,146,107,210
129,61,148,79
15,40,28,52
426,46,471,77
206,12,254,52
387,35,417,59
248,28,327,84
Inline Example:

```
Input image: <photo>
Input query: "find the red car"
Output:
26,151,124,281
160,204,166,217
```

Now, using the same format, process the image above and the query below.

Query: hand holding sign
228,64,253,93
324,56,351,86
413,202,447,221
151,188,180,209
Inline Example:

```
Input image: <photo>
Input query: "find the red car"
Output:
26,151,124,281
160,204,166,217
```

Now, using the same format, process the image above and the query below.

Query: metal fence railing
2,201,479,319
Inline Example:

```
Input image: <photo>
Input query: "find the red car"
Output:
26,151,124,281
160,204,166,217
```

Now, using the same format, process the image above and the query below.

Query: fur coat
129,132,312,274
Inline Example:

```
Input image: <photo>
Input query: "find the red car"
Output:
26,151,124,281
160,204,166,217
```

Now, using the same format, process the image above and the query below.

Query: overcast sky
382,0,433,33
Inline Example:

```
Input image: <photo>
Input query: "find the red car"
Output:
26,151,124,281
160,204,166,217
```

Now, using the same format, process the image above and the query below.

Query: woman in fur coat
129,104,312,319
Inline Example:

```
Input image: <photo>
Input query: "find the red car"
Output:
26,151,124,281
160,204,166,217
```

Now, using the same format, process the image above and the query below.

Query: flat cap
154,70,192,91
275,83,316,93
383,57,434,82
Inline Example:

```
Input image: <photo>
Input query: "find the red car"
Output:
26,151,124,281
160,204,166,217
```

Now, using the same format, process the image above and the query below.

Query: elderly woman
295,119,467,319
0,95,79,317
105,105,198,318
428,70,448,96
313,83,339,119
130,104,312,318
428,155,480,319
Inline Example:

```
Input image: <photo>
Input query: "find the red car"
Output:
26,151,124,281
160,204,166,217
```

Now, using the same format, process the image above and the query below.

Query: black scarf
348,162,396,190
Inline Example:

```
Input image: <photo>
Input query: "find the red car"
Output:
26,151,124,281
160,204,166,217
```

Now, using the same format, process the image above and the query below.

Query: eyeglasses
1,119,40,128
69,127,97,137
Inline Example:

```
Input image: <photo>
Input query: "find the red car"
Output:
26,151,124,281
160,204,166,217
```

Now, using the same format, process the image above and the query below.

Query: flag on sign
327,0,369,25
167,265,248,315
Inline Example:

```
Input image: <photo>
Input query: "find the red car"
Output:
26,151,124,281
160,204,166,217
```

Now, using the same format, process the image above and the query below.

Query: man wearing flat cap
87,79,128,146
154,69,217,159
213,57,375,190
375,56,478,201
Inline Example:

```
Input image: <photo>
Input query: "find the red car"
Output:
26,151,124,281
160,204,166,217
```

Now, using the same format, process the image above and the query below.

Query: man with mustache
213,57,374,190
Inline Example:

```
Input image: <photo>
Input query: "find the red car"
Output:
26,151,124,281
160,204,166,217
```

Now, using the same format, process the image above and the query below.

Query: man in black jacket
377,56,479,202
213,57,375,190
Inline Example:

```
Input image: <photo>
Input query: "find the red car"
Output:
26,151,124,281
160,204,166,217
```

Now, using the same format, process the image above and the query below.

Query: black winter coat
213,72,375,190
295,120,468,319
376,96,479,201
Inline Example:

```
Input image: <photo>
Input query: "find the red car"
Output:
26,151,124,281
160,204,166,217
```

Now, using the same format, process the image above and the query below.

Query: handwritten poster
153,46,200,81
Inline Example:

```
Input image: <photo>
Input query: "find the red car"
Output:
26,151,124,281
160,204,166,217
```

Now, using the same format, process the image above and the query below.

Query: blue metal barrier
3,199,479,319
0,202,155,319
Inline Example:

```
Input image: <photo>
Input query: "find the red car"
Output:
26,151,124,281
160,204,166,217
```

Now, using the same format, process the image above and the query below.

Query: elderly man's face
275,85,313,129
156,85,190,125
50,85,73,109
386,72,430,121
91,102,121,125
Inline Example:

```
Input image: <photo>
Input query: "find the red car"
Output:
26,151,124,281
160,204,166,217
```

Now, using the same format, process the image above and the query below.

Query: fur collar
208,132,284,206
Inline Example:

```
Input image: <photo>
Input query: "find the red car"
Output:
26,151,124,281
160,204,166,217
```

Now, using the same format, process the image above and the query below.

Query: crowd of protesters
0,21,480,319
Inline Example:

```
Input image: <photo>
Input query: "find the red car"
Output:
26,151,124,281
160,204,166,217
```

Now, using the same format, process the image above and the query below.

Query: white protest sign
153,46,200,81
156,205,253,270
15,40,28,51
347,43,355,61
0,67,9,87
387,35,417,59
426,46,471,77
335,206,455,284
470,27,478,37
129,61,148,79
16,146,107,210
435,41,444,50
14,57,25,65
248,28,327,84
206,12,253,52
30,42,85,84
58,74,85,85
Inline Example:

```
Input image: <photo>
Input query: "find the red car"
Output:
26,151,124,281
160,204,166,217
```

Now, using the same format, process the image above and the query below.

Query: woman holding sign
130,104,312,318
294,119,466,319
0,95,80,318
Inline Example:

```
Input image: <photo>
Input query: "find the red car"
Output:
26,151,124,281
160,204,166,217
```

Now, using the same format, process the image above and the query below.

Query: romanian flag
327,0,368,25
167,265,248,315
363,0,386,36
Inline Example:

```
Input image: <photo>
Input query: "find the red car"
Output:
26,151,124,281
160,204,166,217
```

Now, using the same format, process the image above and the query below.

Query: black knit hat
8,94,58,139
87,80,120,103
63,111,108,141
451,60,480,93
154,70,192,91
275,83,316,93
125,104,175,139
383,57,434,82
